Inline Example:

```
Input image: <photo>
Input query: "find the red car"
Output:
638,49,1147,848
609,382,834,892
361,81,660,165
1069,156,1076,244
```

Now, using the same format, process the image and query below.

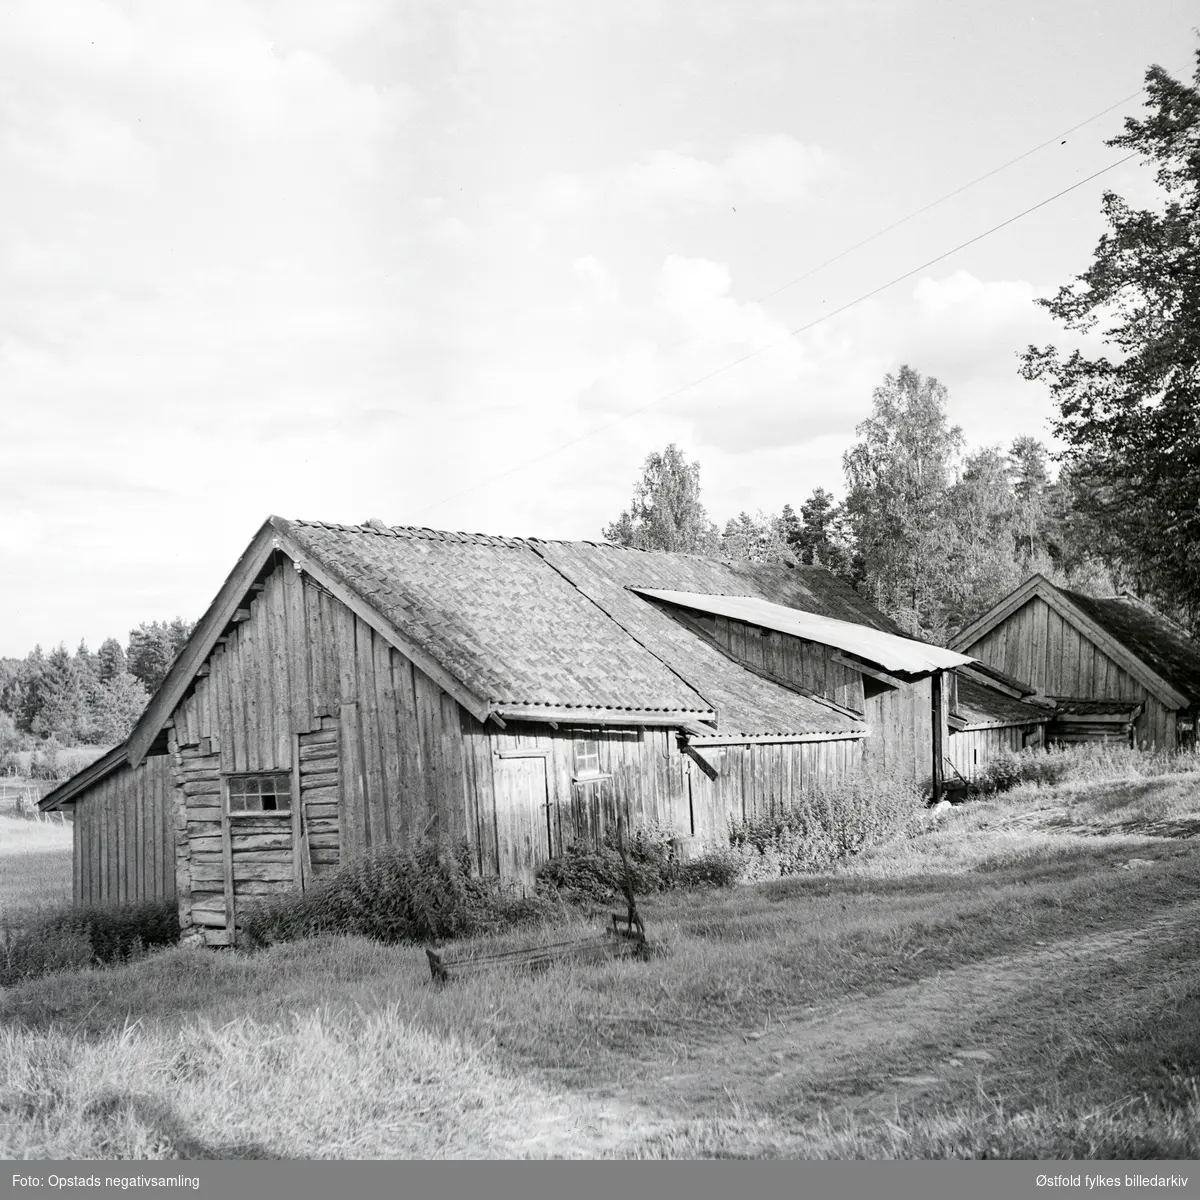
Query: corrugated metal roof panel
633,588,975,675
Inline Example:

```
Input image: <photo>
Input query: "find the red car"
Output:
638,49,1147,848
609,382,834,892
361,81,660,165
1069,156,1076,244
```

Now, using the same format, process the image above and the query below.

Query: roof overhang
634,588,973,676
1050,699,1144,722
958,661,1038,699
684,729,869,747
490,704,717,732
950,575,1188,710
954,717,1049,732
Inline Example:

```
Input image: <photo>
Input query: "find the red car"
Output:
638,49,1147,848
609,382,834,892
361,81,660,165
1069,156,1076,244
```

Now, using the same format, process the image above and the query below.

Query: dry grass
3,751,1200,1159
0,994,623,1159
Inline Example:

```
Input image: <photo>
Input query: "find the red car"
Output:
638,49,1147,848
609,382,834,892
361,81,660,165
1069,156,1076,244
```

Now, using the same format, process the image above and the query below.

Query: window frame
225,770,294,818
571,732,610,784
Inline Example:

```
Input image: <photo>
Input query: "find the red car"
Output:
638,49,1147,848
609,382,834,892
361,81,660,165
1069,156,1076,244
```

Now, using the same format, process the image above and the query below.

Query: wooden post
221,776,236,947
290,732,308,892
931,671,944,804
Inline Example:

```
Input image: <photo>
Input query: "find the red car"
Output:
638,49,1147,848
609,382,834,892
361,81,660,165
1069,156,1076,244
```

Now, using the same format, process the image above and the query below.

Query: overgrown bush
241,838,562,949
0,898,180,987
535,822,738,902
536,773,927,898
726,770,926,883
969,747,1074,797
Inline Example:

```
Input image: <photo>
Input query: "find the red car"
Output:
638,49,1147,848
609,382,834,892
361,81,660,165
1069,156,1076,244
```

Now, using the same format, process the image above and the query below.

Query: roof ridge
288,518,819,566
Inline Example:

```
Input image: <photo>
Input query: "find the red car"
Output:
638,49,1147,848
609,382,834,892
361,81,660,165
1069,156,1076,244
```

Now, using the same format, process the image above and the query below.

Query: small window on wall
228,772,292,814
573,734,603,780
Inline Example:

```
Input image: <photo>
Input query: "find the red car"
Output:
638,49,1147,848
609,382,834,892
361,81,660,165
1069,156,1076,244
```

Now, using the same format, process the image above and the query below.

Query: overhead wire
415,149,1138,520
752,88,1150,305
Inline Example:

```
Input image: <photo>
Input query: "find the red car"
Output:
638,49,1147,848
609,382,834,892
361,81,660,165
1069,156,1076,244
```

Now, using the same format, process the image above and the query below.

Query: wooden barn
42,515,982,947
950,574,1200,750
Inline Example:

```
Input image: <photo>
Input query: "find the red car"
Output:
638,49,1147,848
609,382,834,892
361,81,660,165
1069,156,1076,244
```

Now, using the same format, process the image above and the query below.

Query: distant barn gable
951,574,1200,749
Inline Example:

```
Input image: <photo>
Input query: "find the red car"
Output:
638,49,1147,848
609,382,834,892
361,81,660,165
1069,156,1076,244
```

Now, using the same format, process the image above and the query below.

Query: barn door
494,752,555,884
221,770,298,946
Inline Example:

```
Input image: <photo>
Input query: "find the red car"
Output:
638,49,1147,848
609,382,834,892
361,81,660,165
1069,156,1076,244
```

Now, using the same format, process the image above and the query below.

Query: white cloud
913,270,1039,319
2,105,156,191
573,255,619,302
537,134,831,216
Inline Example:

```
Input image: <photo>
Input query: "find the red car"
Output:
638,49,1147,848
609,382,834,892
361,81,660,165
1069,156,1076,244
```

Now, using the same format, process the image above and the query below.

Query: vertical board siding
862,677,935,790
947,725,1040,782
965,596,1178,750
670,607,945,791
684,737,863,845
73,754,176,907
476,722,709,882
675,610,867,713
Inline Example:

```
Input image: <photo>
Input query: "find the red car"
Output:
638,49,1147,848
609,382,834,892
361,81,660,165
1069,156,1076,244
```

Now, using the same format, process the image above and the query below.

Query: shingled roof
1058,588,1200,703
283,520,866,739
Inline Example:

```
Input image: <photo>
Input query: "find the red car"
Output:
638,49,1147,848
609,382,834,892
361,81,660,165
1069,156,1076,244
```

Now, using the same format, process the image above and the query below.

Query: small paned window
574,736,602,779
228,772,292,814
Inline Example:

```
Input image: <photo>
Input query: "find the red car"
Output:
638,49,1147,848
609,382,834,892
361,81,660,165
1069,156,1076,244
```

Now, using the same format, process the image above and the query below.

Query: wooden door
221,770,297,947
494,752,553,884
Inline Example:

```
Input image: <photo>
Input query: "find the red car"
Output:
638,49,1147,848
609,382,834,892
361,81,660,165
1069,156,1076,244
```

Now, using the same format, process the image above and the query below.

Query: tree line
0,619,194,751
602,382,1107,648
606,51,1200,643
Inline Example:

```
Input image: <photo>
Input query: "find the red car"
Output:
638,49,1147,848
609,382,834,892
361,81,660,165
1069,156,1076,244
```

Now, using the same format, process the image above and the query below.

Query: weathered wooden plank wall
74,754,175,907
667,607,949,787
947,725,1038,782
171,740,223,944
299,719,339,877
685,737,864,843
468,723,686,883
963,597,1177,749
861,675,936,788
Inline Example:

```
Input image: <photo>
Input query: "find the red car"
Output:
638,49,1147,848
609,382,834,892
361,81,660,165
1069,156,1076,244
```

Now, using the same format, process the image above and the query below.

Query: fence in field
0,779,68,824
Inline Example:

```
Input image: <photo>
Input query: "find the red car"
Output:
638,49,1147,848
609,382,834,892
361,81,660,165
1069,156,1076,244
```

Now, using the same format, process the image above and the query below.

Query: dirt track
518,894,1200,1158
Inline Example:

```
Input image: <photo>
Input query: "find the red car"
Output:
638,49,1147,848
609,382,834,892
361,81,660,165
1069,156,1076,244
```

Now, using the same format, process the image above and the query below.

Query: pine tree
17,646,46,734
96,637,127,684
92,672,150,744
33,644,81,740
127,619,193,694
788,487,856,579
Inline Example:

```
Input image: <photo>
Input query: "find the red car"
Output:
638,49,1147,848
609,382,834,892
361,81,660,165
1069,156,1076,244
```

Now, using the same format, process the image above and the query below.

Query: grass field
3,745,109,781
0,811,73,922
2,756,1199,1159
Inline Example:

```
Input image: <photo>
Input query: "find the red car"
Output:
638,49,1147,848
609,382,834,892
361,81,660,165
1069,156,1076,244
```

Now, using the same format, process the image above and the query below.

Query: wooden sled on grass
425,817,650,984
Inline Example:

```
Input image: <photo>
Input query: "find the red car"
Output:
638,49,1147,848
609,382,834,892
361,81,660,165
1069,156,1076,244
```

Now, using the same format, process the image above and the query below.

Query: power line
752,89,1149,305
416,151,1137,521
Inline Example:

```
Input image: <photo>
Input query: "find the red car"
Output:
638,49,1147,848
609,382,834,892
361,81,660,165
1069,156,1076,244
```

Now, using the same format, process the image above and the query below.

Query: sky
1,0,1195,656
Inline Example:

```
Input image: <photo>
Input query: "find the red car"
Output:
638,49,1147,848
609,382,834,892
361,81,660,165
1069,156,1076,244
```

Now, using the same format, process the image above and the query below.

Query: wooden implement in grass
426,916,648,983
426,815,649,983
